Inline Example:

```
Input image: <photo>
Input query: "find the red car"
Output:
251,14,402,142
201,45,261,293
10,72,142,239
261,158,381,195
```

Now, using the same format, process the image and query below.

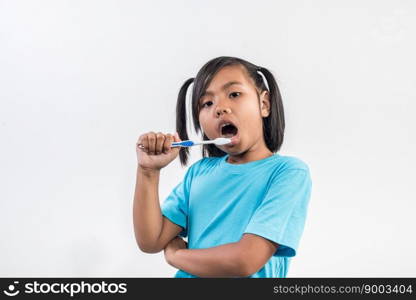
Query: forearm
133,166,163,252
167,242,247,277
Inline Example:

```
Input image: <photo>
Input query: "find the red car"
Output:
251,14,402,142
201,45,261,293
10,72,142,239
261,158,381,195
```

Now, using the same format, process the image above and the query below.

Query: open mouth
220,123,239,138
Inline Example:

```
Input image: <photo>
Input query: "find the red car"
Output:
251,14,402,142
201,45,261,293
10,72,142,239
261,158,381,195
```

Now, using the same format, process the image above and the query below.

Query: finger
136,134,145,146
163,134,173,154
136,135,143,149
155,132,165,155
138,134,149,153
147,132,156,155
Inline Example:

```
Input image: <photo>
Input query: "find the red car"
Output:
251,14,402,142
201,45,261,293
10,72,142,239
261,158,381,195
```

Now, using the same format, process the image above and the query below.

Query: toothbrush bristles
214,137,232,145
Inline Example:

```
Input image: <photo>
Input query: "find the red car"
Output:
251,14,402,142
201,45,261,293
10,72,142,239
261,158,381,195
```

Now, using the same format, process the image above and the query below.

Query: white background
1,0,415,277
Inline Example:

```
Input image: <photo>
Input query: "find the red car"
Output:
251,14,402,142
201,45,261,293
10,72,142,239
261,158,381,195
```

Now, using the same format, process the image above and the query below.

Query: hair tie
256,68,270,92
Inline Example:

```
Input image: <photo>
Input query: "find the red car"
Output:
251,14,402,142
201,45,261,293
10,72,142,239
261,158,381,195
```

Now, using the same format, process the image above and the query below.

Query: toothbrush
137,137,232,149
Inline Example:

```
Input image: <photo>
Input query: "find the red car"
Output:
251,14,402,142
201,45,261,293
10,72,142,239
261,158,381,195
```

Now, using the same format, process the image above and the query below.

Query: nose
215,106,232,117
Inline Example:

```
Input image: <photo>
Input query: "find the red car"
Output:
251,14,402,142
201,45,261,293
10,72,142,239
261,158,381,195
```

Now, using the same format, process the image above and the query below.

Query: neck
226,141,273,164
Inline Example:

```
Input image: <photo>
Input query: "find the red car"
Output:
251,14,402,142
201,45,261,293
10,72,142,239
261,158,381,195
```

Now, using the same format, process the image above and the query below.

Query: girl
133,56,312,278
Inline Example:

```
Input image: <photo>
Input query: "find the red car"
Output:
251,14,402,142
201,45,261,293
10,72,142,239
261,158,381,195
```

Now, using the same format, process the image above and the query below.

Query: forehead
205,65,253,92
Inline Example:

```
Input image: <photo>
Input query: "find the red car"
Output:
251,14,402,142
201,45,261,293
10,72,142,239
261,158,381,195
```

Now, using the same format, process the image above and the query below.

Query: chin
221,143,246,156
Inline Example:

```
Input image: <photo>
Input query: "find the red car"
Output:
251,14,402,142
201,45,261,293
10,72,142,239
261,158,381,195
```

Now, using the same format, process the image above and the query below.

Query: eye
201,101,213,108
229,92,241,98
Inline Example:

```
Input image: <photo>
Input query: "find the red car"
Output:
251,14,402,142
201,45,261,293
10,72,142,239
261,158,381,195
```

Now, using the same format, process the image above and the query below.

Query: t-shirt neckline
220,153,279,173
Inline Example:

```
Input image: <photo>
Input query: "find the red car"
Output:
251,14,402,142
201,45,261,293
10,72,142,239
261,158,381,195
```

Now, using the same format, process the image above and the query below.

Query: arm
164,233,279,277
133,166,182,253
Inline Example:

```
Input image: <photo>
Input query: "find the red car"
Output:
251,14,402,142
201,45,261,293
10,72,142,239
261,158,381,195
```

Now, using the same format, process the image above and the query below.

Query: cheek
198,114,205,128
239,105,263,134
198,114,212,134
240,99,261,116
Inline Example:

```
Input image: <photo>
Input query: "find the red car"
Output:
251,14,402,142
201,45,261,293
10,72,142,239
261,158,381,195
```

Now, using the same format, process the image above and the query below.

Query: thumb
173,132,181,142
171,132,181,154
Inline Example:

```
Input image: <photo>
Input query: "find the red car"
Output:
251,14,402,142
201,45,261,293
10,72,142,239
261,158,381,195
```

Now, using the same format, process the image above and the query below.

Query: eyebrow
201,81,243,99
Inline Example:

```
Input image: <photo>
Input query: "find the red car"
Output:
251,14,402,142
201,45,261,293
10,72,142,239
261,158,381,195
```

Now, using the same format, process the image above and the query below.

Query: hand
164,236,188,266
136,131,181,171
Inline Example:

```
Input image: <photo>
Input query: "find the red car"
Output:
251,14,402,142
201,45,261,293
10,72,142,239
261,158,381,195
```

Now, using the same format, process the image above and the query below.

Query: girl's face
198,64,271,157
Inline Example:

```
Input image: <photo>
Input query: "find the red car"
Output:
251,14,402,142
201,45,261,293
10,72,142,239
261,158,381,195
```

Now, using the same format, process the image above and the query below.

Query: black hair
176,56,285,167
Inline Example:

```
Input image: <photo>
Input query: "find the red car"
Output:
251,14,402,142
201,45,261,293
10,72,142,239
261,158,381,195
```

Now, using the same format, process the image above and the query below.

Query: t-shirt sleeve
243,168,312,257
160,166,194,238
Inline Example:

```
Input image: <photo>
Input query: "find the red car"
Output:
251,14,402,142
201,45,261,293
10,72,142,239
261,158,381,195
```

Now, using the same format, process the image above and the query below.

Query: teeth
220,123,231,128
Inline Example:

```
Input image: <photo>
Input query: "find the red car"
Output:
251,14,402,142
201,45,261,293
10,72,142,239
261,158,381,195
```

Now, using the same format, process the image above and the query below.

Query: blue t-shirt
161,153,312,278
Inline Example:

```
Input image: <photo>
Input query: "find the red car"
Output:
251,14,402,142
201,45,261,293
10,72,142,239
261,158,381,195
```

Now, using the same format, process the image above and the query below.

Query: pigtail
258,67,285,152
176,78,194,167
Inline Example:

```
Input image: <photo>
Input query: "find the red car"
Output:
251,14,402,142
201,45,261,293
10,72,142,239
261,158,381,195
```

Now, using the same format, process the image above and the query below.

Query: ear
259,90,270,117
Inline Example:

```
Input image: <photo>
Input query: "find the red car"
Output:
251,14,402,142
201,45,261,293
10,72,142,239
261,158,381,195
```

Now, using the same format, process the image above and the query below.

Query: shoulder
275,154,310,173
270,154,312,183
268,155,313,201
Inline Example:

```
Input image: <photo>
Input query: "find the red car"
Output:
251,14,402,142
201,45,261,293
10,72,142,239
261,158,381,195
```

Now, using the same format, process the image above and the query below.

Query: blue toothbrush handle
171,140,195,147
137,140,195,150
